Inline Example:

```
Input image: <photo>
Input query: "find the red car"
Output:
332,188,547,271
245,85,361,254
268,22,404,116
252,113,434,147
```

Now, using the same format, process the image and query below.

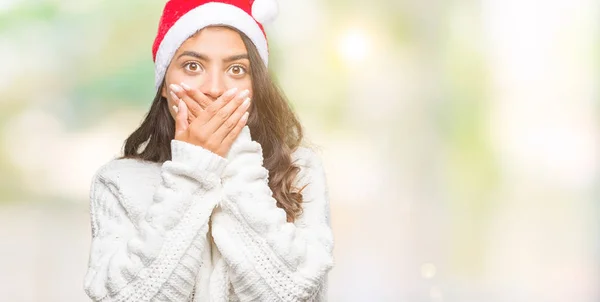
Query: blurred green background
0,0,598,301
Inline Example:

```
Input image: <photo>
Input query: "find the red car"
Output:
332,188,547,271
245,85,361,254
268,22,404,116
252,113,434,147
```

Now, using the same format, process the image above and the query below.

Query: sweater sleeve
84,140,226,302
211,127,334,301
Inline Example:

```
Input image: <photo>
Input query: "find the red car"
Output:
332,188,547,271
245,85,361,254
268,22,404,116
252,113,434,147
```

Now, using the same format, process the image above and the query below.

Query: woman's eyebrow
177,50,250,63
177,51,249,63
223,54,249,63
177,51,207,60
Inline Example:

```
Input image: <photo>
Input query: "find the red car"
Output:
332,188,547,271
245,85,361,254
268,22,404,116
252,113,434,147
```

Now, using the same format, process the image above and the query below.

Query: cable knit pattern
84,127,334,301
212,127,334,301
84,140,225,301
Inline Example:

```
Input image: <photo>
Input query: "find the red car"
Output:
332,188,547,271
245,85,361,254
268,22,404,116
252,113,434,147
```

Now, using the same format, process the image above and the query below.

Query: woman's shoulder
90,158,163,222
93,157,162,187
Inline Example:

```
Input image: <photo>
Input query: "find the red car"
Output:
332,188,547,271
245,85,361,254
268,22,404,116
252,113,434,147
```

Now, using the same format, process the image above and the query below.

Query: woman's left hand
168,83,214,123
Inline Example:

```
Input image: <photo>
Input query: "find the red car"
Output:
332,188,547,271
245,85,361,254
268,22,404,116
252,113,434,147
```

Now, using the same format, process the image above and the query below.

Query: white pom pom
251,0,278,24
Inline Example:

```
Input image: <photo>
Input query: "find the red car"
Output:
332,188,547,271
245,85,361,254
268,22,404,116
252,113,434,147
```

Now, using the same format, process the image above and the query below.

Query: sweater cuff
226,126,252,158
171,140,227,176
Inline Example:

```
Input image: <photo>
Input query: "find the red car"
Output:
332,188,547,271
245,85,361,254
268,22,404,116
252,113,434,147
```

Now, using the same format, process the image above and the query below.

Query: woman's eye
184,62,201,72
228,65,246,76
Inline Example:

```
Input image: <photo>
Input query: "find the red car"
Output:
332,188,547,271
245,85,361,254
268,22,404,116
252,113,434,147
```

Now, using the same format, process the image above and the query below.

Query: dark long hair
122,27,305,222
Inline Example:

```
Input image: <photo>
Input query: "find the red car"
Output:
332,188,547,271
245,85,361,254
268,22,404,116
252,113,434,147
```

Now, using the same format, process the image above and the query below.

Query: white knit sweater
83,126,334,301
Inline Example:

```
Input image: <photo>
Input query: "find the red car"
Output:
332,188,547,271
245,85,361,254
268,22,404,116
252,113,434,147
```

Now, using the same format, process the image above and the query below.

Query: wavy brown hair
122,27,305,222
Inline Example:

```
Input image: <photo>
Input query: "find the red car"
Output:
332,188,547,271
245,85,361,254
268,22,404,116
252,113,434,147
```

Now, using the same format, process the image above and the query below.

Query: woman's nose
200,70,225,101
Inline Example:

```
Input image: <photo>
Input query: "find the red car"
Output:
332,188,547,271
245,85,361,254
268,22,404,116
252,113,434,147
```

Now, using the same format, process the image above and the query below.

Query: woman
82,0,334,301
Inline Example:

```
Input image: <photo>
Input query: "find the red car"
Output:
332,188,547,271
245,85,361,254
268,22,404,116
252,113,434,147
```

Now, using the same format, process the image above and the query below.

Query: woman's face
162,26,252,118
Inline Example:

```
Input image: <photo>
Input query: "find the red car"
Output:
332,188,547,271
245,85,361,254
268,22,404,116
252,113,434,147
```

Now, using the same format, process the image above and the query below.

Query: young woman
83,0,334,301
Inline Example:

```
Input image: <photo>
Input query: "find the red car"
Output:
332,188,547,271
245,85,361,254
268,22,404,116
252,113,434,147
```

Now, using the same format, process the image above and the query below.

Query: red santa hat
152,0,278,90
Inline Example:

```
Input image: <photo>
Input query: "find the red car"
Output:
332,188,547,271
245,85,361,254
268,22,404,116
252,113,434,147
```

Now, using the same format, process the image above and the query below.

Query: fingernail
238,89,250,98
180,82,191,91
225,87,239,96
169,84,182,93
169,91,179,102
242,97,251,108
172,105,179,114
241,112,249,122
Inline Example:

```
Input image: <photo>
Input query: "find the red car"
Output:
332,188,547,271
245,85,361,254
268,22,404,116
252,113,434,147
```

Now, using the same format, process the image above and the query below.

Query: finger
204,89,250,134
169,102,178,116
168,95,196,123
169,84,203,118
180,82,213,110
203,87,240,119
220,112,249,154
174,100,189,137
212,96,251,143
186,87,243,136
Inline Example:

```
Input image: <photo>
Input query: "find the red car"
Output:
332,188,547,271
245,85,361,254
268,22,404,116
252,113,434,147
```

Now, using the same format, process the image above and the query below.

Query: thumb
174,100,189,137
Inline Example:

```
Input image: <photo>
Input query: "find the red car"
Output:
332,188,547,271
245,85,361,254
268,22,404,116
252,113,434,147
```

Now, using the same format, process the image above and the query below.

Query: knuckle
207,141,218,152
217,110,229,120
194,131,207,142
206,107,217,116
224,120,235,130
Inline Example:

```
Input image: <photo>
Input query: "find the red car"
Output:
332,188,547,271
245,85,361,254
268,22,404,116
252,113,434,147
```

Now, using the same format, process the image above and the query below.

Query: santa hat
152,0,278,90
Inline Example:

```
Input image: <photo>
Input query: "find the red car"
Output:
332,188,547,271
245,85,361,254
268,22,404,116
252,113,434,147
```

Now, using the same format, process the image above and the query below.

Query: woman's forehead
178,27,247,56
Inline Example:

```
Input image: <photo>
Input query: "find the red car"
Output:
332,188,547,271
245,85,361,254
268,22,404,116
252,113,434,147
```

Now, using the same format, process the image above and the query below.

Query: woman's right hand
174,87,250,157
